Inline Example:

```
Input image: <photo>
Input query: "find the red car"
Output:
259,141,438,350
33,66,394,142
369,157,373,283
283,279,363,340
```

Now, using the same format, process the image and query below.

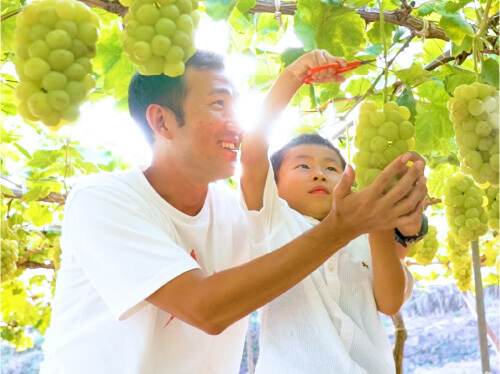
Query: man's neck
143,161,209,217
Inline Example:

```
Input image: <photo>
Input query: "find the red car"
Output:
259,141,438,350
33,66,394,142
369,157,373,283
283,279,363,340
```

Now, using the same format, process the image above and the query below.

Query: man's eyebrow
209,87,239,99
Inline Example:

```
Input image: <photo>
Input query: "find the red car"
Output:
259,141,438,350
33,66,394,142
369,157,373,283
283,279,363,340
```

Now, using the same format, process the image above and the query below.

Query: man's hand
285,49,347,85
394,152,428,236
325,152,426,240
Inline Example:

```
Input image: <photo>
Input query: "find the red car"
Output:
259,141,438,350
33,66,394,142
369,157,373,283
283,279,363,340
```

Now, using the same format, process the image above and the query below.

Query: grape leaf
395,64,433,88
481,58,499,90
439,14,475,45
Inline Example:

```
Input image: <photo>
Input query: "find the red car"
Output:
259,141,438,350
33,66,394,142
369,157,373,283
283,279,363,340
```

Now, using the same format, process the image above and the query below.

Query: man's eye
212,100,224,107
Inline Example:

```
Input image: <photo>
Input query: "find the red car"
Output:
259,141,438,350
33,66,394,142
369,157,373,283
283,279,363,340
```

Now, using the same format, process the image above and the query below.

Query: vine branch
250,1,449,40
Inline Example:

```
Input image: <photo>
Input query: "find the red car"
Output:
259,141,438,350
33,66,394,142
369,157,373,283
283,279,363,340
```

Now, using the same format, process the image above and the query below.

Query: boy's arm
240,50,346,211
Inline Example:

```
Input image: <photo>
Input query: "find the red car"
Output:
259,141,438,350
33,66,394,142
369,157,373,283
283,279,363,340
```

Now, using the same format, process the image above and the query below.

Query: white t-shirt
40,167,251,374
240,167,413,374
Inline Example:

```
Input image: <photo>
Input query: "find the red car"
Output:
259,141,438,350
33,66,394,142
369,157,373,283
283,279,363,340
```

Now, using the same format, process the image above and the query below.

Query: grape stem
377,0,389,103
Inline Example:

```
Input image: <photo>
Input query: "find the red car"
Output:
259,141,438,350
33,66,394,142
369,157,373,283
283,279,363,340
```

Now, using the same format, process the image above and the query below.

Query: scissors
303,60,376,84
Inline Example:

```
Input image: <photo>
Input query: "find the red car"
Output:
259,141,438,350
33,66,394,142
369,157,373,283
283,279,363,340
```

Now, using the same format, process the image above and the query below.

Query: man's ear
145,104,178,139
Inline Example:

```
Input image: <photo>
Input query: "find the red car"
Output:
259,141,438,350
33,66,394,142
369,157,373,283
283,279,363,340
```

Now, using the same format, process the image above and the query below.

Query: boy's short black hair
128,50,225,147
270,133,346,183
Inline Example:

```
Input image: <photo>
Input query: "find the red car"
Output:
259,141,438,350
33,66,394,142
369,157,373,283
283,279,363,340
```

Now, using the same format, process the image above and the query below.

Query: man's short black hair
270,133,346,183
128,50,225,147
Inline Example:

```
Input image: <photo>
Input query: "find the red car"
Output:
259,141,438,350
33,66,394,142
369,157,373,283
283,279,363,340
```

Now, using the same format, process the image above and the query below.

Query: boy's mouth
309,185,329,195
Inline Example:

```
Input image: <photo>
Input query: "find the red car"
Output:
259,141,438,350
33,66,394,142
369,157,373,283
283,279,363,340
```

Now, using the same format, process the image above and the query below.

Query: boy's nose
313,173,327,182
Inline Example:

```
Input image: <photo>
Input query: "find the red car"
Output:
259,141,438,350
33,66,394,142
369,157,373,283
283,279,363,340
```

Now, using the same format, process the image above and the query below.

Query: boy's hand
286,49,347,84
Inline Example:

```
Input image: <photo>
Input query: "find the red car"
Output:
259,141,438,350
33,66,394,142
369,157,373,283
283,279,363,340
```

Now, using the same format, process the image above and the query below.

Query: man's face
172,67,242,182
277,144,344,221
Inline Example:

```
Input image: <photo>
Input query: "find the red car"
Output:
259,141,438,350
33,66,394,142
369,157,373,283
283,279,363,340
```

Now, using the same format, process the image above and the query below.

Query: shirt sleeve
401,261,414,304
62,185,200,321
238,166,287,248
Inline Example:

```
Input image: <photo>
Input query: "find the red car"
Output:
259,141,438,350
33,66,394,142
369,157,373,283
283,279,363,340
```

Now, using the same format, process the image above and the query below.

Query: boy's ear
145,104,178,139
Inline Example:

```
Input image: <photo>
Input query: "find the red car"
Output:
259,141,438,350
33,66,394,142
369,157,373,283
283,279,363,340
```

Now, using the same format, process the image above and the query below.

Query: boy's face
276,144,344,221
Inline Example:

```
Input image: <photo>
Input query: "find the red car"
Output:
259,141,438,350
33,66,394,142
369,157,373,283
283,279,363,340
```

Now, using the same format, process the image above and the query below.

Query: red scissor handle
303,60,363,84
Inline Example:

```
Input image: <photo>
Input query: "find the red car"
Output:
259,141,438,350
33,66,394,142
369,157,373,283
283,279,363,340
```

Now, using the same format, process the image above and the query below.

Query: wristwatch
394,214,428,248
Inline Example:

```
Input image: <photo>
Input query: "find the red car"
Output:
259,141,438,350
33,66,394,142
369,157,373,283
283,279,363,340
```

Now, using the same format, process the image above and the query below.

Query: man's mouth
218,141,238,151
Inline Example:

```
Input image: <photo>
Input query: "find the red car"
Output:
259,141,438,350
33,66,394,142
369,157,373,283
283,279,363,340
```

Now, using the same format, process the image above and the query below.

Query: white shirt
240,167,413,374
40,167,251,374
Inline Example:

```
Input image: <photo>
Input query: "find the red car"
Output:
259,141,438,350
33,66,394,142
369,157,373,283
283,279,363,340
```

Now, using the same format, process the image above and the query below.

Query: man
40,50,426,373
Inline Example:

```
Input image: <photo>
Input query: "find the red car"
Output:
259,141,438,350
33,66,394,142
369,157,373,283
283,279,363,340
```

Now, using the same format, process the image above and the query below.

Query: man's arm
240,50,346,211
147,154,427,334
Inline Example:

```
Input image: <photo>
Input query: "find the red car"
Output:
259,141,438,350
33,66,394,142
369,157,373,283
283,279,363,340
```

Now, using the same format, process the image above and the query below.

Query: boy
240,50,424,373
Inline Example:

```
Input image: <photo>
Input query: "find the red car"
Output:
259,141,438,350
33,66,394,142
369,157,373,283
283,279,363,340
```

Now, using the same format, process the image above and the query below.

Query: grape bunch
120,0,199,76
443,172,489,244
448,82,499,187
485,186,499,231
1,239,19,284
410,225,439,265
353,100,415,189
446,233,472,292
14,0,100,129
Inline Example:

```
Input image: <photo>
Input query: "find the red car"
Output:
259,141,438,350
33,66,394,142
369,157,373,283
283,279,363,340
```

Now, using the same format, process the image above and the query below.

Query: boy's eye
296,164,309,169
326,166,338,172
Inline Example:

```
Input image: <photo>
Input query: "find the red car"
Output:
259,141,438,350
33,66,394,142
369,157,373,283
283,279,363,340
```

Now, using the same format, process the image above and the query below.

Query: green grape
369,153,387,169
136,4,160,25
70,39,89,58
360,100,378,112
78,23,99,46
155,18,176,37
151,35,172,56
444,173,486,242
55,0,76,20
447,233,472,291
48,49,75,71
28,91,53,117
163,60,185,76
353,150,371,167
42,71,68,91
39,5,58,27
363,168,382,186
369,111,386,126
176,14,194,33
378,122,398,141
63,63,87,81
15,81,40,102
385,110,404,124
176,0,193,13
172,30,190,48
475,121,492,137
398,121,414,140
139,56,165,75
48,90,71,111
28,40,51,59
1,239,19,284
134,41,153,61
370,136,388,153
41,110,62,127
472,82,493,99
160,4,180,19
136,25,156,42
65,81,86,104
46,29,72,49
165,45,184,63
412,225,439,265
56,20,78,38
24,57,51,80
60,104,80,121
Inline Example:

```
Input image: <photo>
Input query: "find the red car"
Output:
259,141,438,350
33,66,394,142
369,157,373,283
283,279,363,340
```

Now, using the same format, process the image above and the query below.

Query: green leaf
422,39,447,64
396,87,417,120
417,2,436,16
236,0,256,14
345,78,371,96
395,64,433,88
414,81,454,153
1,15,16,55
23,185,51,203
481,58,499,90
26,202,53,227
257,13,280,35
280,48,306,67
12,142,31,159
367,22,396,46
294,0,323,50
316,8,366,58
441,65,476,94
439,15,475,45
205,0,238,21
